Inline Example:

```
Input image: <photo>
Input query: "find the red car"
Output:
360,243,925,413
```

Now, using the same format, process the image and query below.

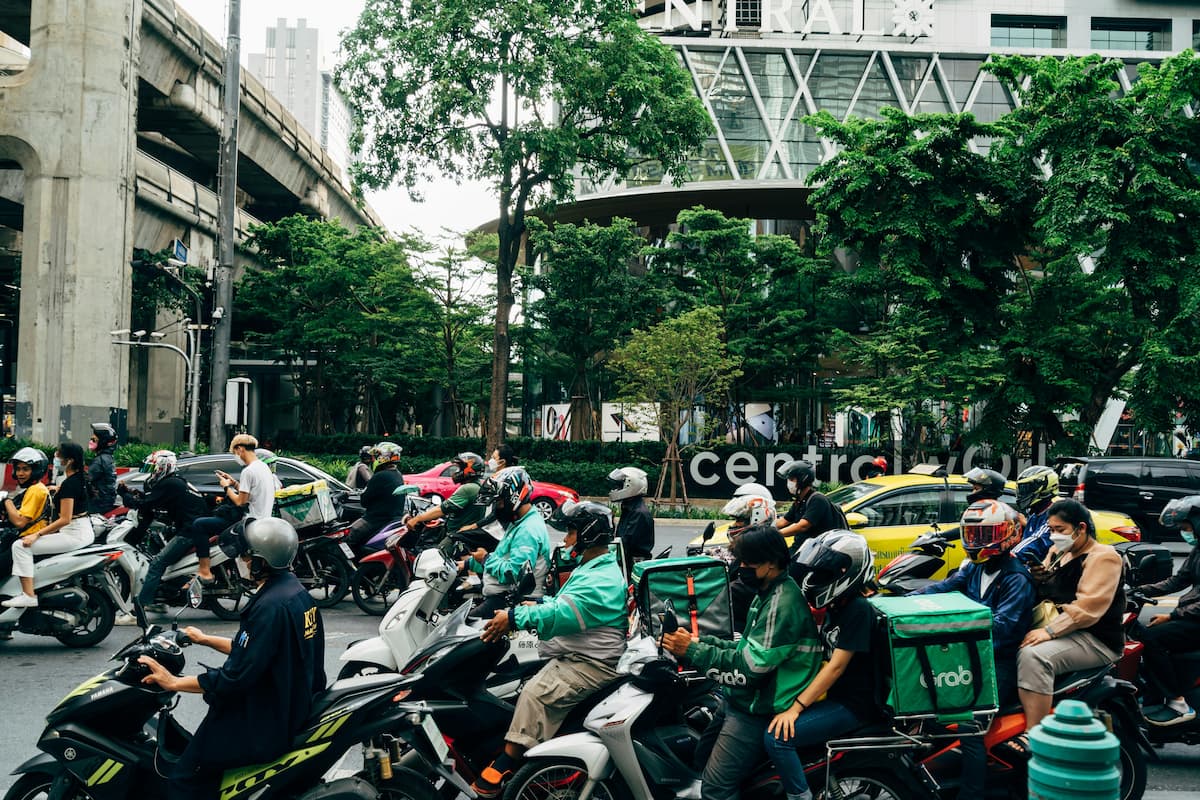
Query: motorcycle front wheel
503,760,631,800
3,772,56,800
295,546,351,608
53,584,115,648
351,561,408,615
206,561,250,621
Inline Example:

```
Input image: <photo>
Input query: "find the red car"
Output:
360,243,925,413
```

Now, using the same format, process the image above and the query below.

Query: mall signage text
643,0,932,38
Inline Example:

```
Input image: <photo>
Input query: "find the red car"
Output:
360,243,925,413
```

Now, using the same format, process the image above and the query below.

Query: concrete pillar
0,1,139,442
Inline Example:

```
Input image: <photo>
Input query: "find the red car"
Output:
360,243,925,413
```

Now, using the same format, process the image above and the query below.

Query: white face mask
1049,531,1076,553
787,478,798,495
487,458,499,473
236,556,252,580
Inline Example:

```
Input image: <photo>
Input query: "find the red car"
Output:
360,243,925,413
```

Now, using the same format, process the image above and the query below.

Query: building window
991,15,1066,49
266,29,276,48
1091,18,1170,51
735,0,761,28
1194,20,1199,49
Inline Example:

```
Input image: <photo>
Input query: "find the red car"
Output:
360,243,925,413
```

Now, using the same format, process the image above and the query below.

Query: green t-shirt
441,481,485,534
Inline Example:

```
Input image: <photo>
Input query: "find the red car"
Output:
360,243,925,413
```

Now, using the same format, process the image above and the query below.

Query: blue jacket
1012,506,1051,566
916,556,1034,659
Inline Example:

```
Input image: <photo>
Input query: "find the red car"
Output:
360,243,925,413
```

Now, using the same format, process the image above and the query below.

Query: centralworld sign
641,0,935,39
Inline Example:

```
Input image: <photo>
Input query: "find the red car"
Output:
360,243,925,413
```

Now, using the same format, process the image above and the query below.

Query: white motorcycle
337,545,543,698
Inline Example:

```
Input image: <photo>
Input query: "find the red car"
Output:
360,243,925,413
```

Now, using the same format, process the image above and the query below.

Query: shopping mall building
555,0,1198,233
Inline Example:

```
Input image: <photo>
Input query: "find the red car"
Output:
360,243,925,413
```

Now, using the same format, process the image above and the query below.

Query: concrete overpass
0,0,380,443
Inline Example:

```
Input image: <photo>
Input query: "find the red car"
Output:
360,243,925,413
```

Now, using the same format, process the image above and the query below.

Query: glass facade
991,15,1066,49
1091,18,1171,51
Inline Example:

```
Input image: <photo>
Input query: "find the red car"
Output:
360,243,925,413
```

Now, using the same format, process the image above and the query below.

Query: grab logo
706,668,749,686
919,666,973,689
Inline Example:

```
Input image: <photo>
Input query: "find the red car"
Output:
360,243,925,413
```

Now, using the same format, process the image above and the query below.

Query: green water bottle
1028,699,1120,800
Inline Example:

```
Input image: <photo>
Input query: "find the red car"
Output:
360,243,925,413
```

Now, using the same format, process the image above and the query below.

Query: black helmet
9,446,49,483
964,467,1006,503
793,530,874,609
776,460,816,495
1161,496,1200,532
90,422,118,449
550,500,614,555
220,518,299,579
452,452,485,484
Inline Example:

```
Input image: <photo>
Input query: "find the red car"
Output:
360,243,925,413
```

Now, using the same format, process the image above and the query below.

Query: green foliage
524,217,665,439
129,249,205,328
237,215,441,435
338,0,712,446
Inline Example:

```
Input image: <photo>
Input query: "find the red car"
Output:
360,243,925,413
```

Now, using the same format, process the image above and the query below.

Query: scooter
875,524,957,595
351,517,445,615
292,522,356,609
1124,588,1200,747
3,586,436,800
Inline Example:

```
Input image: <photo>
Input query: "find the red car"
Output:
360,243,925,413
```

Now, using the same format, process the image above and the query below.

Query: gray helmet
220,517,299,571
607,467,648,502
550,500,614,553
777,460,816,494
1161,496,1200,532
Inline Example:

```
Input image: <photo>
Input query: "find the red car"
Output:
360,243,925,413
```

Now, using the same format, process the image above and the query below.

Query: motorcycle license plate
421,714,449,760
339,543,355,560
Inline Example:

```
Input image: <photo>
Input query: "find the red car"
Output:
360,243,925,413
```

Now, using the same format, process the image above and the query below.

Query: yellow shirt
15,483,50,536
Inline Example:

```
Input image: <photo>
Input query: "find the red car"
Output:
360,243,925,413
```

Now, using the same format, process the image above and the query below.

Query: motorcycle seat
309,673,405,720
996,664,1113,715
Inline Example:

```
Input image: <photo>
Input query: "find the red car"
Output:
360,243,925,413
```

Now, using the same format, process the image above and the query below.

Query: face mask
1049,531,1075,552
495,503,517,524
53,457,63,471
487,458,499,473
236,557,252,580
787,479,798,495
88,440,98,452
1182,530,1197,547
737,565,763,591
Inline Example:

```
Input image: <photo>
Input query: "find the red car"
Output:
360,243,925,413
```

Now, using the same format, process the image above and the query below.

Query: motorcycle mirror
515,562,536,599
132,599,150,633
661,600,680,634
701,521,715,543
186,579,204,609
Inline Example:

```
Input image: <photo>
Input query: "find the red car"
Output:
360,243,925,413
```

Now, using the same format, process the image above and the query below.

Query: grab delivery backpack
868,592,998,721
632,556,733,640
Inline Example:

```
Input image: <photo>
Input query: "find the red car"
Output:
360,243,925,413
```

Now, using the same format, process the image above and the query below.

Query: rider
963,466,1006,503
465,466,550,619
345,445,374,490
116,451,209,618
187,434,275,584
915,499,1035,796
405,452,487,536
662,525,821,800
775,460,846,556
1011,465,1060,566
608,466,654,561
138,518,326,800
863,455,889,479
1132,495,1200,726
721,491,778,632
87,422,119,514
764,529,878,800
347,441,408,557
0,448,52,580
475,500,629,798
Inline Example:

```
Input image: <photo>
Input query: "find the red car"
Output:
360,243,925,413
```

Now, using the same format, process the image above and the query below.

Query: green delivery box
274,480,338,531
868,592,997,720
632,556,733,641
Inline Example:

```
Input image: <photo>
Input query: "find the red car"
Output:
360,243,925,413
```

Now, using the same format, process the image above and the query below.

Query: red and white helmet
722,493,776,537
960,499,1022,564
143,449,178,489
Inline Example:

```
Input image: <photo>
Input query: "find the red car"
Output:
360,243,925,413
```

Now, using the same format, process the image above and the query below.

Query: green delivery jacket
513,550,629,664
684,573,822,716
470,507,551,597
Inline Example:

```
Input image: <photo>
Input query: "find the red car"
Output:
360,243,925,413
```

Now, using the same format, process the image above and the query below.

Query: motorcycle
1124,588,1200,747
292,522,356,609
3,585,438,800
351,516,445,616
875,524,957,596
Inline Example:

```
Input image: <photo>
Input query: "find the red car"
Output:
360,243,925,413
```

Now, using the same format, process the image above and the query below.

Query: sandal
997,732,1031,762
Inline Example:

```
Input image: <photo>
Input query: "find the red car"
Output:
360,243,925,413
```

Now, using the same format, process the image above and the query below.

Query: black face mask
737,565,762,591
495,503,517,524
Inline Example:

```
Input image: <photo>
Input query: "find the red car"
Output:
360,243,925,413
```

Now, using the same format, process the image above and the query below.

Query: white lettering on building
644,0,931,38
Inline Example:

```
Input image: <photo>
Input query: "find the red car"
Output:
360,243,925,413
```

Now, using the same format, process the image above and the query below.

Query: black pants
1139,617,1200,699
189,516,231,559
959,659,1019,796
469,594,508,620
348,518,385,558
138,534,195,607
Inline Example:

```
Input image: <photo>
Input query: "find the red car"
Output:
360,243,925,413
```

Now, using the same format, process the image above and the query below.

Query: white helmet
794,529,874,609
608,467,648,502
722,494,776,535
733,482,773,501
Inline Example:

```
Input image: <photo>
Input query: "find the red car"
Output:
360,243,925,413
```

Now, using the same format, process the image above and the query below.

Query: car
694,472,1141,578
118,453,362,519
1054,456,1200,542
402,461,579,520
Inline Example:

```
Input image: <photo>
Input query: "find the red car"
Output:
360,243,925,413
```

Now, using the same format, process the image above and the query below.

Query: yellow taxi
694,472,1141,578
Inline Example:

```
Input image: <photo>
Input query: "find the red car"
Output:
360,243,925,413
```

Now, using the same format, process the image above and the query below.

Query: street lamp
111,324,201,451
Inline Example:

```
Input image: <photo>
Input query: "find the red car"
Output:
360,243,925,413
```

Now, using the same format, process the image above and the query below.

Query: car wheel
533,498,557,520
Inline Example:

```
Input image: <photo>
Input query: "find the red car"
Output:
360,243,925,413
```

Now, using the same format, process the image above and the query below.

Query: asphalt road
1,523,1197,794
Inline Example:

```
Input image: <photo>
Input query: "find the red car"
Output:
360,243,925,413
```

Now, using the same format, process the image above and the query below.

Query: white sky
176,0,498,241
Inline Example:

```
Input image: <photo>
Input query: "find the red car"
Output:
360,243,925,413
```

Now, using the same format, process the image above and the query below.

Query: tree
237,215,440,435
610,307,741,505
339,0,713,450
524,217,663,440
417,237,495,436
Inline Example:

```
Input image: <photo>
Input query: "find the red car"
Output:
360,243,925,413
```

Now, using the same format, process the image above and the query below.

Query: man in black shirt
348,441,409,557
139,518,325,800
608,466,654,562
776,460,847,556
118,450,209,614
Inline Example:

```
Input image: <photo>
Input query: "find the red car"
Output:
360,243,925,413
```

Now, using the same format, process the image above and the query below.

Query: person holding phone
186,435,275,584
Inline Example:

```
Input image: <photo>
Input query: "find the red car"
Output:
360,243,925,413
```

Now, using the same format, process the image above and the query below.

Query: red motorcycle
350,518,444,615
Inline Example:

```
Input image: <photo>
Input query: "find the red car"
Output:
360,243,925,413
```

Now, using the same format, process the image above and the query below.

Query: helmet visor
962,522,1010,550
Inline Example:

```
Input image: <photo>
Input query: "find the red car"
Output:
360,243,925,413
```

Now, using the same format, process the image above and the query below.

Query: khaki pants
506,654,620,750
1016,629,1121,696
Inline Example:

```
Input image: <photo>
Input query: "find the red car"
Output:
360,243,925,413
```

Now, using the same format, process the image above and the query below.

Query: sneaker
2,594,38,609
471,765,513,799
1144,704,1196,727
114,612,139,626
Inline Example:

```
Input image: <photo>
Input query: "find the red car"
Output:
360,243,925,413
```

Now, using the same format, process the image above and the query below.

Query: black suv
1056,457,1200,542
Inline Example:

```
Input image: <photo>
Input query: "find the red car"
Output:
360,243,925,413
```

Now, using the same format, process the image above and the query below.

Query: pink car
402,462,579,520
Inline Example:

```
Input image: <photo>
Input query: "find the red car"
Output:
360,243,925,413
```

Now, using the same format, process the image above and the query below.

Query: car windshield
827,482,883,505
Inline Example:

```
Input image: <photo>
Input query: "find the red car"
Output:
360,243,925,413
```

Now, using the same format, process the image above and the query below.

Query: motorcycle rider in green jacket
464,467,551,619
475,500,628,798
663,525,823,800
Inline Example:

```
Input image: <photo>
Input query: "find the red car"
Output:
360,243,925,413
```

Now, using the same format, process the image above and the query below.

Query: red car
402,462,579,519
